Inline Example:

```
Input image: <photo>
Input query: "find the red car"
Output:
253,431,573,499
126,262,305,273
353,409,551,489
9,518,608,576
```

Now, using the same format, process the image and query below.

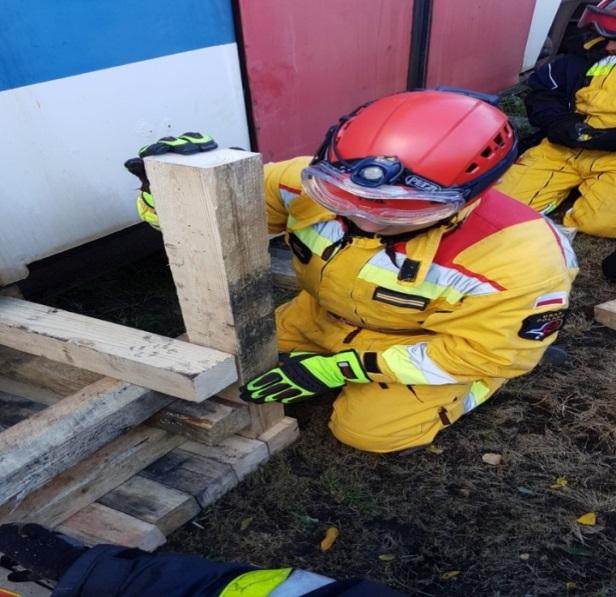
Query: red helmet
578,0,616,38
302,90,517,227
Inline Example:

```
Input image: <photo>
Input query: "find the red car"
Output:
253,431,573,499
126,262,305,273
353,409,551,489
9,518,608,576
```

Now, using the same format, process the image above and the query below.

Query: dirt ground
32,101,616,596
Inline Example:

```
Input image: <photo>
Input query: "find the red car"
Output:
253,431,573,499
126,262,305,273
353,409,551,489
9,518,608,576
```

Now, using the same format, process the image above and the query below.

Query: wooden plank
270,246,298,290
0,297,237,402
141,448,238,508
58,503,166,551
258,416,300,455
0,344,100,397
149,397,250,445
146,149,285,435
181,435,269,480
595,299,616,330
0,377,173,505
0,375,63,406
0,390,47,428
0,425,183,527
0,345,252,445
217,383,284,439
98,475,199,536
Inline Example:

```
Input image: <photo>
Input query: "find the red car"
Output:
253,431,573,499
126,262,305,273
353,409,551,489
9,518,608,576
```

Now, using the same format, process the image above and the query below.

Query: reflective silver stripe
365,250,500,298
312,219,345,244
280,187,300,207
404,343,459,384
268,569,335,596
546,220,578,270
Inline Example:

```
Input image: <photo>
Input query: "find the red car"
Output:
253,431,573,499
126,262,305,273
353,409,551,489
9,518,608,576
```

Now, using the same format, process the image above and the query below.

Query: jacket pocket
372,287,429,310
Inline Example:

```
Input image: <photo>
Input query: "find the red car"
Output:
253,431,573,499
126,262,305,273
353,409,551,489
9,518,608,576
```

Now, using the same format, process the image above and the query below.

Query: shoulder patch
518,309,567,341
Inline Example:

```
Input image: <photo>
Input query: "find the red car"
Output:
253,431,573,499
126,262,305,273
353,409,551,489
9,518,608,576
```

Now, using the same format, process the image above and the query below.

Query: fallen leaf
576,512,597,526
427,445,444,455
550,477,568,489
378,554,396,561
320,527,339,551
519,553,530,561
240,517,253,531
566,581,577,590
558,544,593,557
441,570,461,580
482,453,503,465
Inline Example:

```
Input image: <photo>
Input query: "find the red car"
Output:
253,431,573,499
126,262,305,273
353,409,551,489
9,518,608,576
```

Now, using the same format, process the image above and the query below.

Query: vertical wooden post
145,149,284,435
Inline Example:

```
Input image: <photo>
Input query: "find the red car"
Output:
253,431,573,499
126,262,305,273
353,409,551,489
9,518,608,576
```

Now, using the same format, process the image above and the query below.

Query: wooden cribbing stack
0,149,298,551
594,299,616,331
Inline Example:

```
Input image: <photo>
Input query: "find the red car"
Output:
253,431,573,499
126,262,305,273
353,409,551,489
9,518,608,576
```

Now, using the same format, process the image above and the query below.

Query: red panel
239,0,413,162
426,0,536,93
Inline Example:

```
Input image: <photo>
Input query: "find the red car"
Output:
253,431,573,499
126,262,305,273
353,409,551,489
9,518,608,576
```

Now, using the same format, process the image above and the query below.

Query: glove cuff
331,350,371,383
360,351,397,384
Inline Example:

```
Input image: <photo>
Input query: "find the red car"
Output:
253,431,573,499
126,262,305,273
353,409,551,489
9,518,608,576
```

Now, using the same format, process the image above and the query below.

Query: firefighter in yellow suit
130,91,577,453
496,1,616,238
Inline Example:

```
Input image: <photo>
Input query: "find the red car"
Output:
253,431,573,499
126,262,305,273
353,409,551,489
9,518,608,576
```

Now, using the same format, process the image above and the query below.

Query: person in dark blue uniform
0,523,404,597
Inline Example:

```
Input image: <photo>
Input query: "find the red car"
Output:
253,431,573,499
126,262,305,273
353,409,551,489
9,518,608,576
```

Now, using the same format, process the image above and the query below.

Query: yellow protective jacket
265,157,578,397
575,38,616,129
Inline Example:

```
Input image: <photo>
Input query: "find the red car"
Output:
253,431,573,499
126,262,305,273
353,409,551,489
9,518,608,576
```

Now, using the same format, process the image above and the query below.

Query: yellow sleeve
263,157,312,235
366,271,574,388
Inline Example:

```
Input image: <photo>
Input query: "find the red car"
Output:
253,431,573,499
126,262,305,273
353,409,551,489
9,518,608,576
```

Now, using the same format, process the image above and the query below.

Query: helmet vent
465,163,479,173
481,147,494,158
494,133,505,147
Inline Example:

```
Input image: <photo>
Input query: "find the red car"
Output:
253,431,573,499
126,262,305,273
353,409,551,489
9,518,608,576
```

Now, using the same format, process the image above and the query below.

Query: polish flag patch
533,292,568,309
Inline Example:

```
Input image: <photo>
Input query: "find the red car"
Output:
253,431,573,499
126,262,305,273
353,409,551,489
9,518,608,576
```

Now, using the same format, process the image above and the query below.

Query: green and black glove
240,350,371,404
125,132,218,229
137,132,218,158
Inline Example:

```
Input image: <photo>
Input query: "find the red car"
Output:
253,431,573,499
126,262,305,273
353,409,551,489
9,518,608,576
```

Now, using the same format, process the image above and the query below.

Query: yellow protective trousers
496,139,616,238
276,291,504,453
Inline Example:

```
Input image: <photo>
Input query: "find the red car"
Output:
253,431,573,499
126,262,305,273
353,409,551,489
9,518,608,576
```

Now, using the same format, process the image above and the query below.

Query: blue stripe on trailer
0,0,236,91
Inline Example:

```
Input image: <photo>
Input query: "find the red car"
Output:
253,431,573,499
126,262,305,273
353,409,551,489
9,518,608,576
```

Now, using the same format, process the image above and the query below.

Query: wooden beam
58,503,166,551
149,397,250,445
0,425,183,527
145,149,278,381
594,299,616,330
0,345,253,446
0,344,100,397
0,297,237,402
270,246,298,290
145,149,285,437
140,448,238,509
0,390,47,429
98,475,199,536
257,416,300,456
0,377,173,505
180,435,268,481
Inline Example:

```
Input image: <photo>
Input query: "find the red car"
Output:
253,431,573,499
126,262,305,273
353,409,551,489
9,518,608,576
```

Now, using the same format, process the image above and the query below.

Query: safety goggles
579,3,616,38
301,162,465,225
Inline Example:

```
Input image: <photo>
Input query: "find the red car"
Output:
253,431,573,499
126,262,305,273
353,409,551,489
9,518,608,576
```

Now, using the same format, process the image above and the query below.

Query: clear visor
301,162,465,225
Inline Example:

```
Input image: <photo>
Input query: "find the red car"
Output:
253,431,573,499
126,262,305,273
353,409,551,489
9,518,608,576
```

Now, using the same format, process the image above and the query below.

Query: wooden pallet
0,149,298,550
594,299,616,330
